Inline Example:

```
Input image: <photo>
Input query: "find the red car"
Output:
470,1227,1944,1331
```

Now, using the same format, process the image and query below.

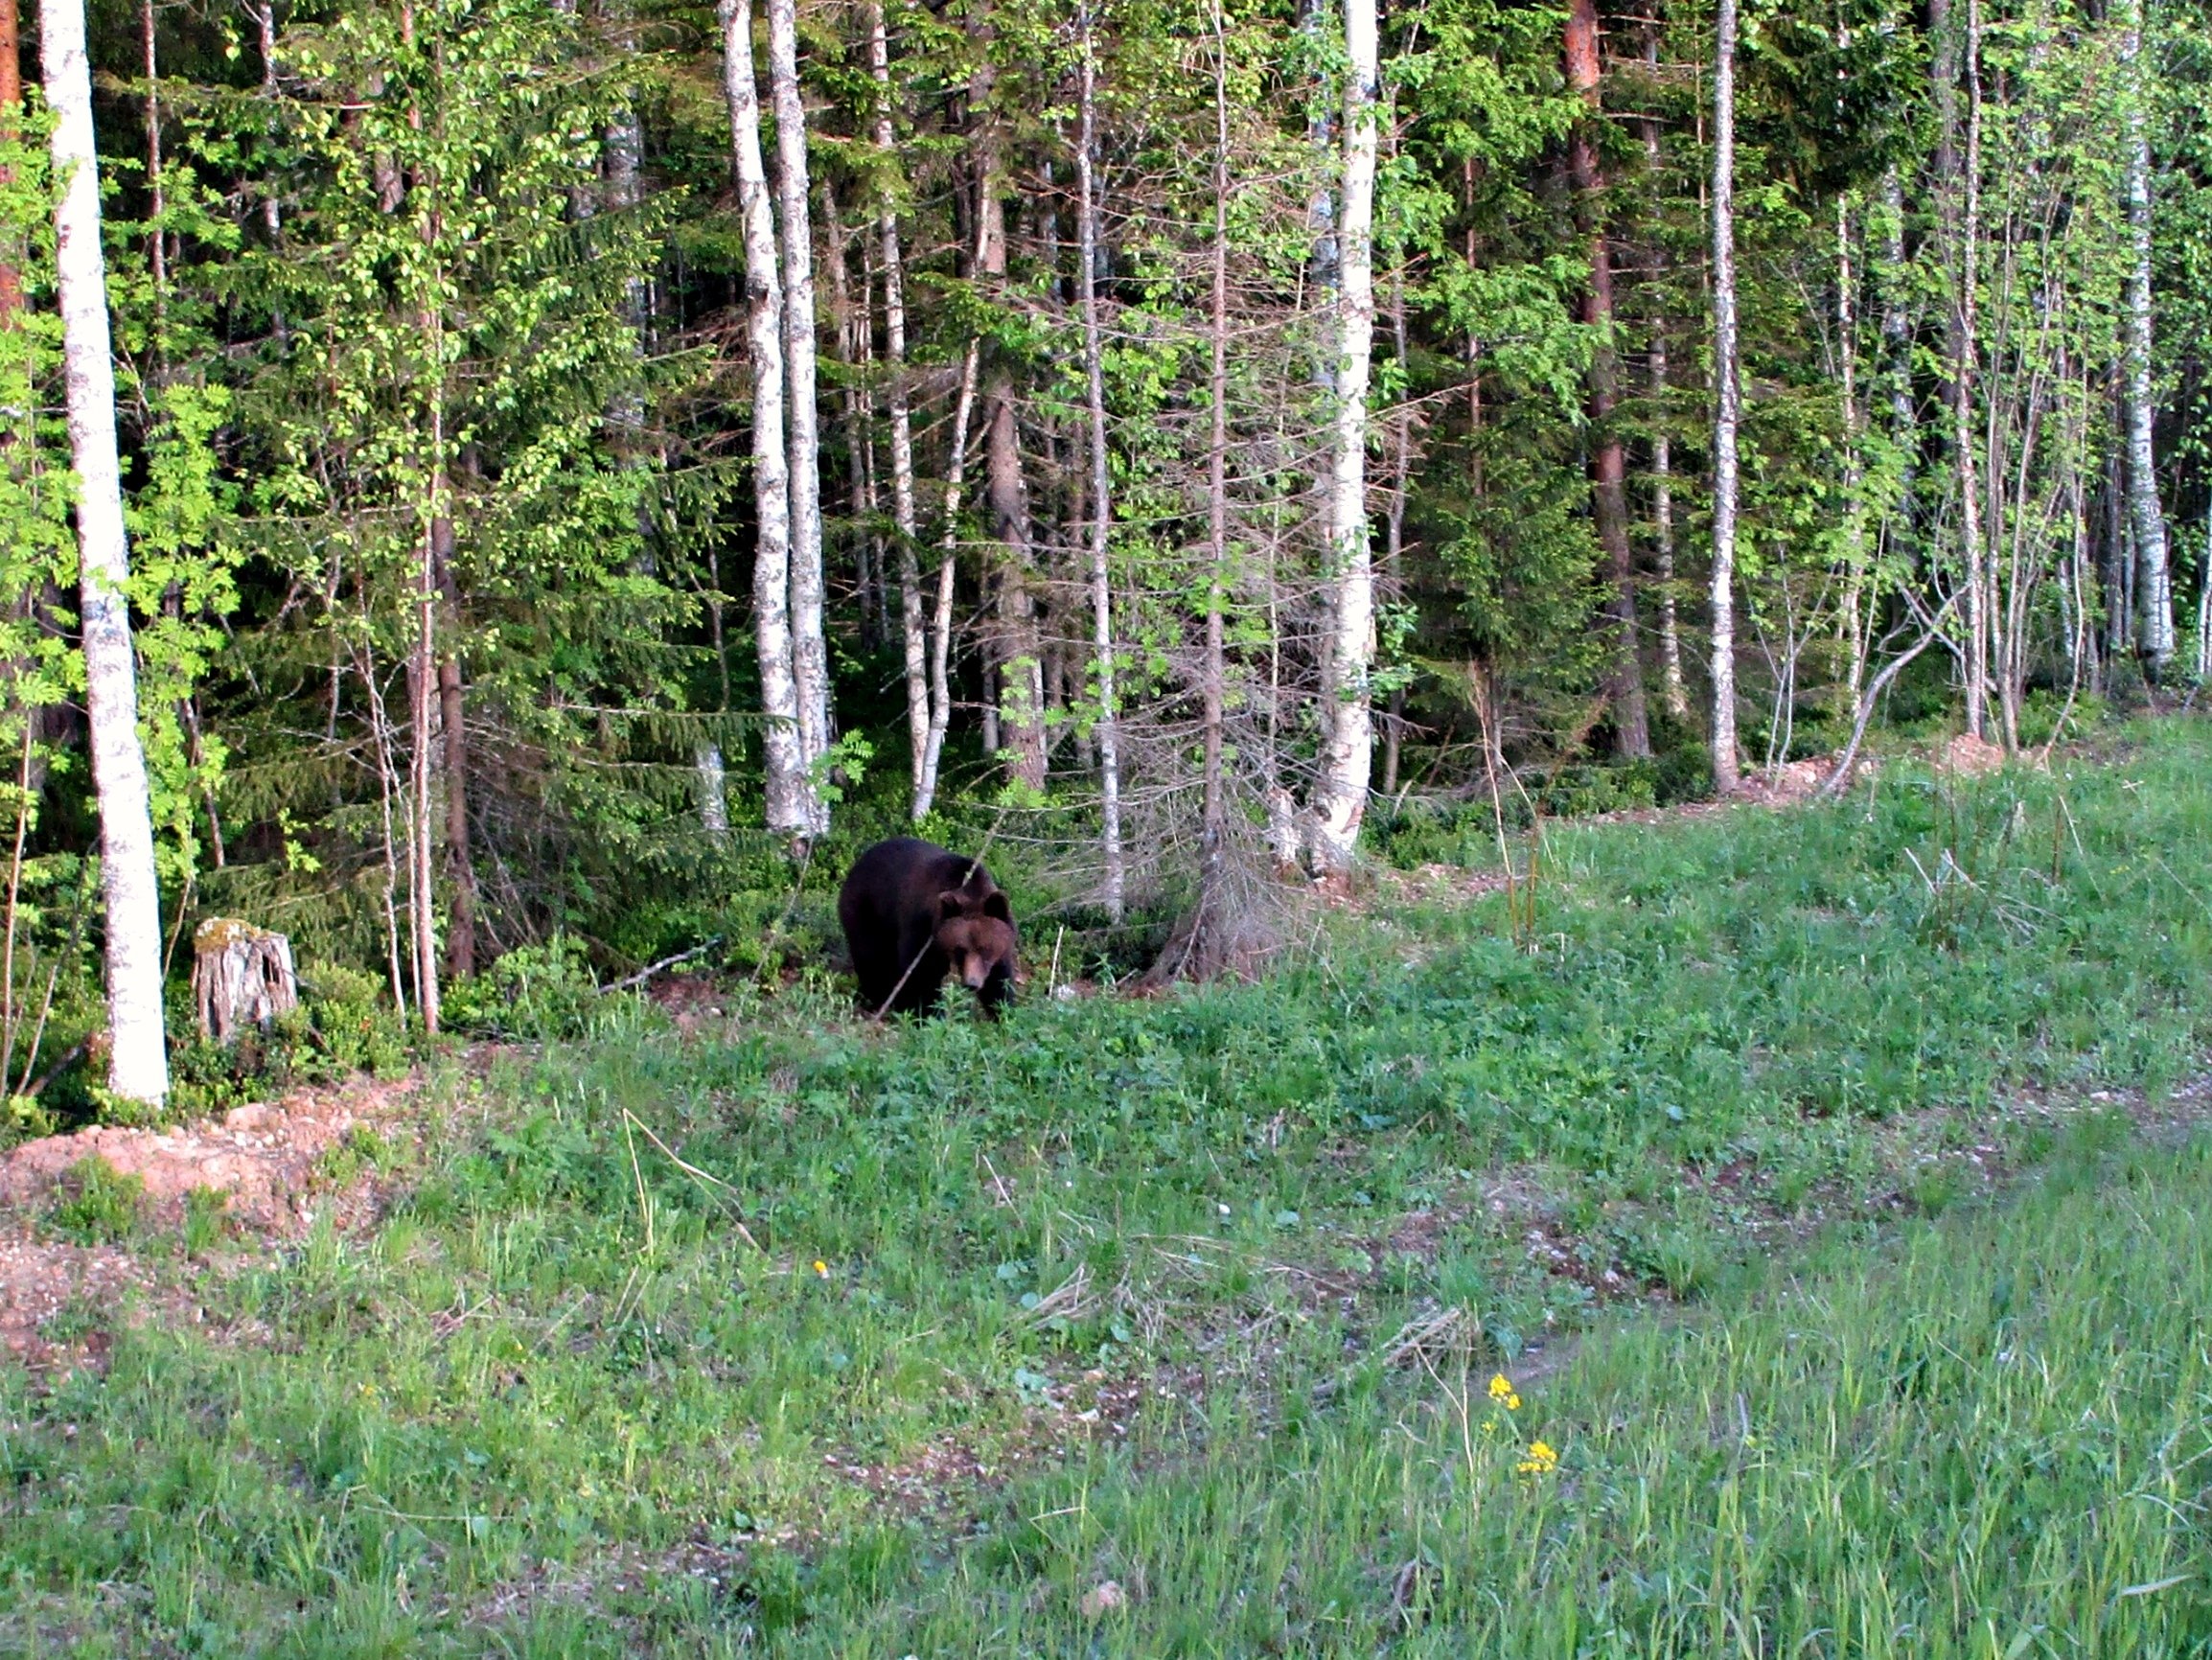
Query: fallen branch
20,1037,89,1099
1818,591,1963,798
600,936,725,996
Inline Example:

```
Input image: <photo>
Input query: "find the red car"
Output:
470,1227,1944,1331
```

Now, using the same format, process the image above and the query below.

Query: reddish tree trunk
1566,0,1649,759
0,0,20,326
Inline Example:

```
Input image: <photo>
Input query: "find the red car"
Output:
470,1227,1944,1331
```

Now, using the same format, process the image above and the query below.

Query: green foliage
303,964,412,1079
180,1187,231,1257
45,1156,149,1246
314,1122,396,1191
442,935,604,1042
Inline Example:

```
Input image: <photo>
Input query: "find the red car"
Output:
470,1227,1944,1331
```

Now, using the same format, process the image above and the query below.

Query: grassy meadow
5,723,2212,1654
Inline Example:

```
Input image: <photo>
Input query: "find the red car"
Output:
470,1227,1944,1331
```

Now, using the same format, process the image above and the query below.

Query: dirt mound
1737,756,1831,804
1941,732,2007,775
0,1073,415,1233
0,1073,421,1373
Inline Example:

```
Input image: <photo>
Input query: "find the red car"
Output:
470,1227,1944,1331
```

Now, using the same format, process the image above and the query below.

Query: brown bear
839,838,1018,1019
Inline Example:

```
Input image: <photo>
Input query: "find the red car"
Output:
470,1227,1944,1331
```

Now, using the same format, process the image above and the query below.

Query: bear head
934,884,1017,991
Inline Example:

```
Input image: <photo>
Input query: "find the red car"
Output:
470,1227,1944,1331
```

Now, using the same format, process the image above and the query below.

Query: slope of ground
0,720,2207,1654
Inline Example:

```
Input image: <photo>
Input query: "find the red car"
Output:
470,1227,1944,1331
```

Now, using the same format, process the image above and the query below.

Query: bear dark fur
839,838,1018,1018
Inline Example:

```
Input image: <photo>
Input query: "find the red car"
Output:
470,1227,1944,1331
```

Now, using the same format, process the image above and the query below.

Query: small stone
1079,1581,1126,1619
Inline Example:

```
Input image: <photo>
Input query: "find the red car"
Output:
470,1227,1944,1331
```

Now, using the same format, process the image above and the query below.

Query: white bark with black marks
1075,6,1124,918
1310,0,1377,875
767,0,831,809
1710,0,1741,795
720,0,813,840
45,0,172,1107
2121,0,2174,668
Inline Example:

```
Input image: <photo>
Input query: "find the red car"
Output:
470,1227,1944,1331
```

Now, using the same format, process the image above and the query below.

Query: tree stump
192,918,299,1045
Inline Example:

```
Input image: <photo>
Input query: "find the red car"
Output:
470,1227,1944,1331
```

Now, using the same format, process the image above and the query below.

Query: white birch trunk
1075,8,1124,918
1651,369,1688,721
1878,165,1917,545
2121,0,2174,668
1203,11,1231,879
915,343,980,819
720,0,811,840
696,744,729,836
867,3,931,820
1710,0,1741,796
766,0,830,810
1308,0,1378,875
1837,194,1871,712
44,0,170,1107
2196,517,2210,681
1642,44,1689,724
1957,0,1988,738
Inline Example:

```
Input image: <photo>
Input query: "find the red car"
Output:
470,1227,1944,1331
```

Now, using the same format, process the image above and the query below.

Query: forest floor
3,720,2210,1654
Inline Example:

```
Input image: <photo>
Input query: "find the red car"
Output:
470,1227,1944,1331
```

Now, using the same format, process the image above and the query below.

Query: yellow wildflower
1488,1373,1520,1408
813,1259,830,1278
1517,1440,1559,1475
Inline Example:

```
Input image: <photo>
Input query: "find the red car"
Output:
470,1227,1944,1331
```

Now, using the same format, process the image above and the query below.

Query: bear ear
980,890,1012,923
934,888,970,919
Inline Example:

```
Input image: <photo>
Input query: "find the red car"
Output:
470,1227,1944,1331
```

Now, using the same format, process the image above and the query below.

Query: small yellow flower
813,1259,830,1278
1487,1373,1517,1405
1517,1439,1559,1475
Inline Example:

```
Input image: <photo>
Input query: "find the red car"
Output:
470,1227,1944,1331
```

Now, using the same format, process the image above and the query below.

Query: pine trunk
766,0,830,821
1709,0,1741,796
1310,0,1378,875
976,148,1048,791
45,0,171,1105
1567,0,1648,760
0,0,18,325
720,0,812,841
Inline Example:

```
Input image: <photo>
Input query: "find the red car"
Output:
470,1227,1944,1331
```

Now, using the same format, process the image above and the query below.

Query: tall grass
1,721,2208,1654
806,1117,2212,1656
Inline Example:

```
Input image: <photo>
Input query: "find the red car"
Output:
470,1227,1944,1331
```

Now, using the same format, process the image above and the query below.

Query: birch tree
44,0,170,1105
1710,0,1741,795
765,0,832,814
720,0,814,840
1309,0,1377,874
2121,0,2175,668
1075,3,1124,917
866,1,932,820
1955,0,1988,739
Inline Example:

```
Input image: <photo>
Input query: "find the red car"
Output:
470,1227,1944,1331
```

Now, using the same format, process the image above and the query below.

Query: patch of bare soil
644,975,737,1039
1941,731,2008,775
0,1072,417,1232
0,1236,148,1372
0,1072,422,1372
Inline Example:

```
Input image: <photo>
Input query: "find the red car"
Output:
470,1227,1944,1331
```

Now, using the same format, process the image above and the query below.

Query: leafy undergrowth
1,721,2209,1654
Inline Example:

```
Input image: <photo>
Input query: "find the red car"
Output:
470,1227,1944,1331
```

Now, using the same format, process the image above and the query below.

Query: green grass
3,721,2211,1654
